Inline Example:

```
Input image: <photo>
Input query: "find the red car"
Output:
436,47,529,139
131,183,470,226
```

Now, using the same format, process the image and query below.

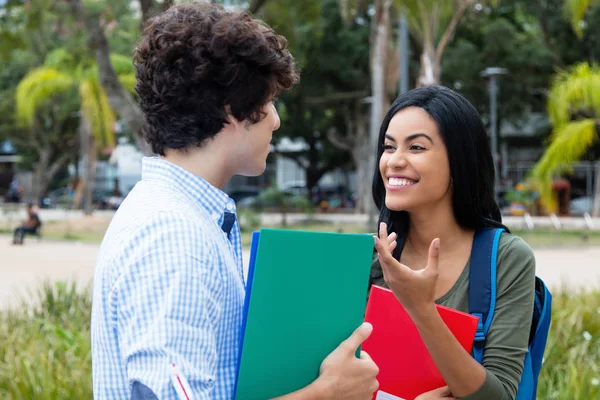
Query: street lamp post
481,67,508,205
398,12,409,95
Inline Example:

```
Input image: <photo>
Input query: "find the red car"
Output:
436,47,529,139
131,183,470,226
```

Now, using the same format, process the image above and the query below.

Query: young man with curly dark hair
91,3,379,400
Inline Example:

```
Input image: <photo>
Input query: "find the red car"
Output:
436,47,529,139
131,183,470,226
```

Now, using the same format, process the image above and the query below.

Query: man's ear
223,105,242,131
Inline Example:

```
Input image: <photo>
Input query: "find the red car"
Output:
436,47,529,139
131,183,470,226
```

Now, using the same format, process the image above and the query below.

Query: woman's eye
383,144,395,150
409,145,425,151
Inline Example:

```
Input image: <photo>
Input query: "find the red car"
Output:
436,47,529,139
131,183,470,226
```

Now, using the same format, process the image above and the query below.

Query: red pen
170,363,194,400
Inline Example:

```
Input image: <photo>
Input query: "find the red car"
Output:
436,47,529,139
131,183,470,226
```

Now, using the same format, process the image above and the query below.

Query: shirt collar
141,157,236,224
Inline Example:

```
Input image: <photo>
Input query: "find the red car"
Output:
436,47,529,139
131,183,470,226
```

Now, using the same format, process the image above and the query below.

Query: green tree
393,0,497,87
64,0,271,155
15,49,135,207
564,0,600,37
257,0,369,202
1,0,94,198
0,0,142,163
530,63,600,216
441,2,557,121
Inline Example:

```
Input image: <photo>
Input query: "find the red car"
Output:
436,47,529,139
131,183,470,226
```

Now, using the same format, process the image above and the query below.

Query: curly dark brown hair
133,3,299,155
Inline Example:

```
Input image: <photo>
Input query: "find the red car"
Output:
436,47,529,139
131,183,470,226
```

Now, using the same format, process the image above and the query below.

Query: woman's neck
404,205,472,261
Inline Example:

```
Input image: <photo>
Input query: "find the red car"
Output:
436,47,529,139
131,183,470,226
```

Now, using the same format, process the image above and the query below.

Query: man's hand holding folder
273,322,380,400
318,323,380,399
235,230,380,400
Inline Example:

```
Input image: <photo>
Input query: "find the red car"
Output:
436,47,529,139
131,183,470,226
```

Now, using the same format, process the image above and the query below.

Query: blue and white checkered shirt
92,157,245,399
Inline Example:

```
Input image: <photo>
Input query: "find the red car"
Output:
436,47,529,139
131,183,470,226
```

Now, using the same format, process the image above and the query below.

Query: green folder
234,228,374,400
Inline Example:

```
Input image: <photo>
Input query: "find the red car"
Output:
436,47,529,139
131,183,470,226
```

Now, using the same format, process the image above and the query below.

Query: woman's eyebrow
405,133,433,144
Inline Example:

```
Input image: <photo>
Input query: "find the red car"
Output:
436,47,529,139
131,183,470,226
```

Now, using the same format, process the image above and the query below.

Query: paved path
2,208,600,230
1,235,598,309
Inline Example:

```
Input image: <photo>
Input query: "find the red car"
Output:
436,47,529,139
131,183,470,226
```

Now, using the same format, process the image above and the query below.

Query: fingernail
434,238,440,249
362,322,373,331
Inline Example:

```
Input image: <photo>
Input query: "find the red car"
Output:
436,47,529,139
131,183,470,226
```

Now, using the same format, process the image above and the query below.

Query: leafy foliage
530,63,600,212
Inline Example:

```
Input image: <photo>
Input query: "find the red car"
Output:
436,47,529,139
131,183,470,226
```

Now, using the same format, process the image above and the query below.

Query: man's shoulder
98,182,215,260
119,180,209,222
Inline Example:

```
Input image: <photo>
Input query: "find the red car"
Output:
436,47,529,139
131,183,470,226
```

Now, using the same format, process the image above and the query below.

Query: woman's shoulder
497,231,535,263
495,231,536,288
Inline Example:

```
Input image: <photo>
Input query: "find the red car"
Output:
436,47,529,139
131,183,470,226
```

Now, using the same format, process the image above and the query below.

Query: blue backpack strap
515,276,553,400
469,227,505,363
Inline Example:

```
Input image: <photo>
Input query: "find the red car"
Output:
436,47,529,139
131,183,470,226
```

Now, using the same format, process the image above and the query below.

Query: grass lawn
1,282,598,399
2,213,600,248
0,215,111,244
241,221,600,248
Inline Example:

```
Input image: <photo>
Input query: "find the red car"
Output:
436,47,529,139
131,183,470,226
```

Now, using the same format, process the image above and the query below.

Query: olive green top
370,233,536,400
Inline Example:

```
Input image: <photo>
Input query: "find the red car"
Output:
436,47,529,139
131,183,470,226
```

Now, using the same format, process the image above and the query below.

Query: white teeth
388,178,416,187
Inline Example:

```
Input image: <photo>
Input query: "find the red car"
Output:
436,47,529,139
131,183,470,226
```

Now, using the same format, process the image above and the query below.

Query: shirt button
226,203,234,211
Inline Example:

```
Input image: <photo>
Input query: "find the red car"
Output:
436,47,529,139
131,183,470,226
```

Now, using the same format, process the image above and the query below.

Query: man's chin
237,163,267,177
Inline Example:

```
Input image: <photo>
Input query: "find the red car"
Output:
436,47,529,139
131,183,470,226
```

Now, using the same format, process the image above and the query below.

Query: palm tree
16,48,135,213
564,0,600,37
392,0,495,87
530,63,600,216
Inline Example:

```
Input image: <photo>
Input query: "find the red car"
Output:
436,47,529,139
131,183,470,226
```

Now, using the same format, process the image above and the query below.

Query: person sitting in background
5,178,22,203
13,203,42,245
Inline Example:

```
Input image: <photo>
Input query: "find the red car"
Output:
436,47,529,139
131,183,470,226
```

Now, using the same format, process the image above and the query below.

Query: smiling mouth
387,177,418,187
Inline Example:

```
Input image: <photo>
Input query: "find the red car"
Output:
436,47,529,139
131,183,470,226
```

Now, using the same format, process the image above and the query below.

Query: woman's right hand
374,222,440,322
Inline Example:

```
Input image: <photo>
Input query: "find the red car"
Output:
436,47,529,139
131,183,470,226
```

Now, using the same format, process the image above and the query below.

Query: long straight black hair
372,85,507,260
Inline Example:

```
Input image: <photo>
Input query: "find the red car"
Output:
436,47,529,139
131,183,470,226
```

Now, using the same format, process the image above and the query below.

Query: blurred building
0,140,22,201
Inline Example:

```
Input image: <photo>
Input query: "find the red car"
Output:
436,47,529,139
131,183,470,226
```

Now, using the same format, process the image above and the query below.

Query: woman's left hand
415,386,454,399
374,222,440,320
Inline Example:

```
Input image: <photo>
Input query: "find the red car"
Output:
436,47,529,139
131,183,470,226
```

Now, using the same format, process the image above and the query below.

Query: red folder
363,285,479,400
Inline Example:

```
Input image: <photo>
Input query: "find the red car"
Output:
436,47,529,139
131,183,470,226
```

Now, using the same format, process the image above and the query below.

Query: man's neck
162,144,234,190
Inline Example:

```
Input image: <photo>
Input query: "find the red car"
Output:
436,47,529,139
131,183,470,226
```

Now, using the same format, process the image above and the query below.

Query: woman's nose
387,151,408,169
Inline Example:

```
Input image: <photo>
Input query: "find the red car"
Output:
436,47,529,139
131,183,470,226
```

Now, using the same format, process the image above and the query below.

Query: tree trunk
593,162,600,217
353,118,371,214
83,141,97,216
139,0,157,23
34,149,52,200
305,166,321,200
327,100,370,214
248,0,270,14
350,101,370,214
417,41,440,87
139,0,175,25
38,154,72,200
31,149,72,201
367,0,391,226
67,0,152,156
82,123,93,215
76,118,96,215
